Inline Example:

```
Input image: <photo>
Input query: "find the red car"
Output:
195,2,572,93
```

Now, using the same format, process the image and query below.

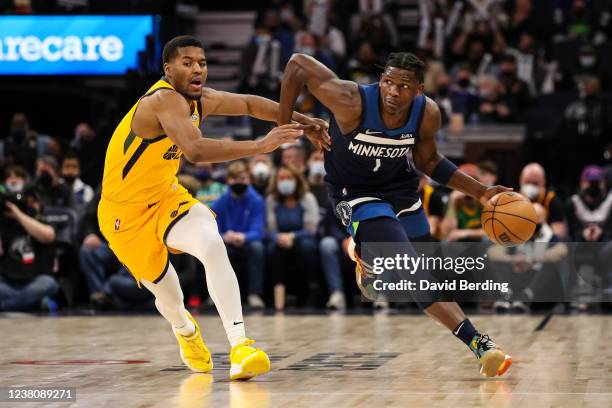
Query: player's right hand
258,124,306,153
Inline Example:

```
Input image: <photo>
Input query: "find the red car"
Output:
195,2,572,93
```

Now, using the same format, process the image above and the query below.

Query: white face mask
277,179,297,196
251,162,271,179
308,161,326,177
520,183,540,200
6,182,24,193
299,46,315,56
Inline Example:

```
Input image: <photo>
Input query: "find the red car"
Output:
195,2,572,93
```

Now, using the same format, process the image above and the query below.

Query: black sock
453,318,479,348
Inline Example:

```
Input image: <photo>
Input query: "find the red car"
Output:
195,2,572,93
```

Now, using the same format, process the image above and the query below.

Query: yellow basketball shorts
98,184,202,284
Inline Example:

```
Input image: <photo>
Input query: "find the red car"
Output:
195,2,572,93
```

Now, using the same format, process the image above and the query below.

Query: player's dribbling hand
259,124,305,153
479,185,513,207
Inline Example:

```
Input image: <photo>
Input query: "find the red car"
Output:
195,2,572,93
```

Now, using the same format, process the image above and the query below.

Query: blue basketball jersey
324,83,425,200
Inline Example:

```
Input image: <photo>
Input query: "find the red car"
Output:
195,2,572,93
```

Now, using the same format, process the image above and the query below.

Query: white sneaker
326,290,346,310
247,294,265,309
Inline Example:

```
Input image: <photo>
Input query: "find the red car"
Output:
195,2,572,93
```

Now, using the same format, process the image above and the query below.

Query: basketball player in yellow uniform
99,36,328,380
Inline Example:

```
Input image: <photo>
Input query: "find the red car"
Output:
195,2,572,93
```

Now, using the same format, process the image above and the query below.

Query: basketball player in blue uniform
278,52,513,377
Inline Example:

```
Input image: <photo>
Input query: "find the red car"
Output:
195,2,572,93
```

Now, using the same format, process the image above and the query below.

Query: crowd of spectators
1,0,611,313
1,111,610,313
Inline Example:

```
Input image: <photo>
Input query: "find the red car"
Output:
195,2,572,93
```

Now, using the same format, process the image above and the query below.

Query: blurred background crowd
0,0,611,314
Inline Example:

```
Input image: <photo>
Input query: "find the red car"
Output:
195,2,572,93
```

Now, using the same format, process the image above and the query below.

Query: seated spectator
519,163,567,238
566,165,612,297
295,31,338,73
266,165,320,311
450,66,480,123
349,0,398,53
69,122,105,188
281,145,307,176
0,166,58,311
307,150,328,207
78,187,120,308
60,152,94,212
249,154,274,197
212,161,266,309
440,164,486,242
32,156,74,209
477,160,498,186
567,165,612,242
2,112,56,174
193,163,226,206
348,41,379,84
478,75,516,123
497,54,533,115
306,150,345,309
419,175,448,240
488,203,568,313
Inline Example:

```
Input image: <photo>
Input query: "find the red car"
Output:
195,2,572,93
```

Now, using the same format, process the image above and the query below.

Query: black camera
0,190,28,214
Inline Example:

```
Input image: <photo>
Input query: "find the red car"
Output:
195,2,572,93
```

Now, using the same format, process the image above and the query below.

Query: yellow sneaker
229,338,270,381
172,311,213,373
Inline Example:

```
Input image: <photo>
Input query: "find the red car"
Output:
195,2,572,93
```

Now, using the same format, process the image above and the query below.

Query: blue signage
0,15,154,75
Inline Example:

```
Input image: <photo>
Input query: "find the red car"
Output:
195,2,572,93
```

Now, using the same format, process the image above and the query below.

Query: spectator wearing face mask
566,165,612,299
32,156,74,210
60,152,94,212
2,112,55,175
212,161,266,309
519,163,567,238
266,165,320,311
249,154,273,197
69,122,105,188
0,166,59,311
488,203,569,314
193,163,226,206
294,31,338,73
478,75,516,123
567,165,612,242
449,66,480,123
497,54,533,115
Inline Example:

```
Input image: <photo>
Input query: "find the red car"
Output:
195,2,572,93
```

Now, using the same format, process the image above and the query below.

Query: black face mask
501,70,515,80
438,86,449,96
585,184,603,199
458,78,470,88
38,171,53,188
230,183,248,195
63,175,77,185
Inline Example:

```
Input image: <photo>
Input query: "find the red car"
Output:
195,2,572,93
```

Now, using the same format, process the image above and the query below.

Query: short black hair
162,35,204,63
385,52,426,83
62,151,80,164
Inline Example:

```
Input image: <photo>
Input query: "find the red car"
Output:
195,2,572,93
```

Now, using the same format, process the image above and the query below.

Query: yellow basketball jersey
101,78,202,204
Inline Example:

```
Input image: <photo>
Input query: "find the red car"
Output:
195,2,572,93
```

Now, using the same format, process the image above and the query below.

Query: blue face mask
277,179,296,196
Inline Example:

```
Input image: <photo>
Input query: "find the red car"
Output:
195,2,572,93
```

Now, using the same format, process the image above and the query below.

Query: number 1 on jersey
373,159,381,172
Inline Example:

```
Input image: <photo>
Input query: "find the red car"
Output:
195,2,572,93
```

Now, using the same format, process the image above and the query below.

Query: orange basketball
481,192,537,246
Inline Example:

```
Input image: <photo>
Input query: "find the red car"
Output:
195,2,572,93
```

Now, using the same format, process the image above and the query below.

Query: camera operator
0,166,59,311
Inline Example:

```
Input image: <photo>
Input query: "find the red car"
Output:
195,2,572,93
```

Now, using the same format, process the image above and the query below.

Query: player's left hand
303,118,331,152
479,185,513,207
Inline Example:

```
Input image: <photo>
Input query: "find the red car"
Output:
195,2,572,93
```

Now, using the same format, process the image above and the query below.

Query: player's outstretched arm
201,87,330,151
412,98,511,206
153,90,304,163
278,53,362,134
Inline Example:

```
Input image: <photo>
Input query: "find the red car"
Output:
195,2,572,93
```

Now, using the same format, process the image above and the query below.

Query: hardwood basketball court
1,313,610,407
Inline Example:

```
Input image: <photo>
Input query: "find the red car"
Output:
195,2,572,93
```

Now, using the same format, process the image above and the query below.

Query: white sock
166,203,246,345
141,264,195,337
